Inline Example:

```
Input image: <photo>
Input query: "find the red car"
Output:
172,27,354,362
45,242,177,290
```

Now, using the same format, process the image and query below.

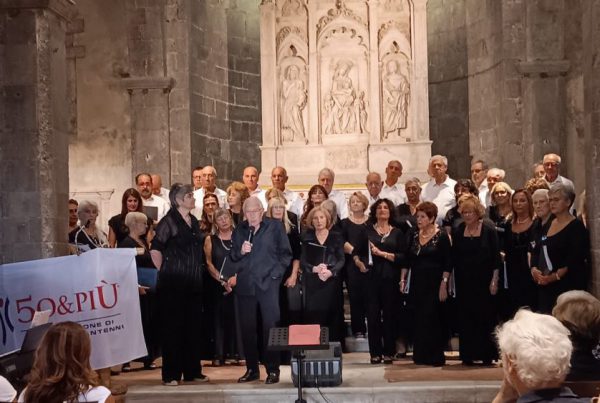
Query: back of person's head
496,309,572,390
24,322,98,403
553,290,600,350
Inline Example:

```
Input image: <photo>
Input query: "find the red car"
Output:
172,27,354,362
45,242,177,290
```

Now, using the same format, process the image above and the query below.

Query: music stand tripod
268,326,329,403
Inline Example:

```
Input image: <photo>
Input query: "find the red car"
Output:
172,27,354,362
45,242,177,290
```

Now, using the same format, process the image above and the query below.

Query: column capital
0,0,77,21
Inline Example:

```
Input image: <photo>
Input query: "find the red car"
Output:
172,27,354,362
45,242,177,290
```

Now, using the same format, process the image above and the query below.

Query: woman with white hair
530,184,589,313
493,309,588,403
68,200,108,250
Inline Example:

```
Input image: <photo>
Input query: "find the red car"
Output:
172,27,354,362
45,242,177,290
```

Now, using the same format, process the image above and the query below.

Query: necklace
516,217,531,224
465,223,480,238
219,231,232,250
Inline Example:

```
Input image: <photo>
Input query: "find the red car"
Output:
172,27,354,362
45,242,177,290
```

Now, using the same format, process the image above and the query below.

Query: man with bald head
151,173,170,203
479,167,505,208
318,167,349,219
379,160,407,206
243,166,267,208
365,172,383,207
271,166,304,216
192,165,227,209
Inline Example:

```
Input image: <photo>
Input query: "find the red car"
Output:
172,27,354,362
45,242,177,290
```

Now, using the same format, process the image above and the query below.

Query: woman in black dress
366,198,407,364
108,188,152,247
150,183,207,385
226,181,250,226
531,184,589,313
395,178,421,231
119,211,159,371
300,185,328,230
503,189,537,318
198,193,219,234
401,201,451,366
340,192,370,339
204,208,243,366
486,182,514,232
442,179,478,234
68,200,108,250
300,206,345,342
451,194,500,365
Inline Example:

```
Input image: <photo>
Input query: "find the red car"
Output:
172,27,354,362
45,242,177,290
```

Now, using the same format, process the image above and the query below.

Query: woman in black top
531,184,589,313
401,202,451,367
503,189,537,318
150,183,207,385
204,208,243,366
300,185,328,230
68,200,108,250
340,192,370,339
395,178,421,231
226,181,249,226
486,182,514,235
108,188,152,247
300,206,345,342
451,194,500,365
442,179,478,234
119,211,159,371
366,199,407,364
198,193,219,234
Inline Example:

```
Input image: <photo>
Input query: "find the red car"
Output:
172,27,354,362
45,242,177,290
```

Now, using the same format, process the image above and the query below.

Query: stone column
0,0,76,263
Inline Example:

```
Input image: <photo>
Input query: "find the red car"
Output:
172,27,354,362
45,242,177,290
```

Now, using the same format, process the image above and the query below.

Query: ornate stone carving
280,64,308,144
378,20,411,44
276,26,307,50
281,0,306,17
317,0,367,37
382,0,405,12
381,59,410,139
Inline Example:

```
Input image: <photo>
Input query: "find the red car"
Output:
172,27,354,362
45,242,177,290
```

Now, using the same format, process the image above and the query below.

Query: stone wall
427,0,470,179
190,0,262,188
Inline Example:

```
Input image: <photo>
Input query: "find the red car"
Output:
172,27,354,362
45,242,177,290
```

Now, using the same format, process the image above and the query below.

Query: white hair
242,196,263,212
543,153,562,164
496,309,572,389
429,155,448,166
318,167,335,180
531,188,549,201
487,168,506,179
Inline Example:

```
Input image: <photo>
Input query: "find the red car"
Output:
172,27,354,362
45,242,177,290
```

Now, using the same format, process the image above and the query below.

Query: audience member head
470,159,488,188
169,183,195,210
428,155,449,183
192,166,203,190
532,189,551,221
548,183,576,214
124,211,148,237
226,181,250,212
243,196,264,227
242,166,260,192
265,187,285,202
496,309,572,393
369,198,395,224
524,177,550,195
68,199,79,228
553,290,600,351
200,166,218,191
306,206,332,231
321,199,338,226
511,189,534,221
271,166,289,191
543,153,562,182
200,193,219,233
23,322,99,403
77,200,99,228
365,172,383,199
384,160,403,185
266,197,291,233
486,168,506,191
348,192,369,216
533,162,545,179
457,193,485,219
135,173,153,200
212,207,233,234
120,188,144,217
454,179,478,201
405,177,422,205
415,201,438,229
318,168,336,195
150,174,163,196
490,182,513,207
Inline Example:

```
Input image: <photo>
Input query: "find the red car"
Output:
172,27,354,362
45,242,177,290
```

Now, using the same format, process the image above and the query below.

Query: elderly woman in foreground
492,309,588,403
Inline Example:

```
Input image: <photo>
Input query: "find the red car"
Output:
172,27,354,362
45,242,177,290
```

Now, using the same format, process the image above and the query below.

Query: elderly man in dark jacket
223,196,292,384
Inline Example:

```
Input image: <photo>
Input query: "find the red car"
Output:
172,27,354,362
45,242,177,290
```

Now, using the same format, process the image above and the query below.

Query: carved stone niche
259,0,432,186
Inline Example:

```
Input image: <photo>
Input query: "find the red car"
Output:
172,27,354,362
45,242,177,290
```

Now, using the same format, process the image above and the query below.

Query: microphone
247,226,255,244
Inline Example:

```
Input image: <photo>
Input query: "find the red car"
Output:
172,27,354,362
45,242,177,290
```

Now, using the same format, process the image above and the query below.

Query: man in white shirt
318,167,349,219
151,173,170,203
365,172,383,208
379,160,407,206
243,166,267,208
480,167,506,208
421,155,457,223
193,165,228,209
471,159,488,204
136,173,170,222
543,153,575,190
271,166,304,216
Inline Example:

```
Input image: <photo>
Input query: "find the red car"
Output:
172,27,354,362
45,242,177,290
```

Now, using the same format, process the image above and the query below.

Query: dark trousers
366,276,399,357
158,288,203,382
345,260,368,335
236,289,281,373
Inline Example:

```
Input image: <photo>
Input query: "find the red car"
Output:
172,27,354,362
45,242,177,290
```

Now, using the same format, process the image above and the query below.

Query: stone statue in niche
280,65,308,144
281,0,304,16
382,59,410,139
324,59,366,134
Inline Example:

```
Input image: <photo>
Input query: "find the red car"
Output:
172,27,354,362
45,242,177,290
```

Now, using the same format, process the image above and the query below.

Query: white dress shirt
142,194,170,222
328,189,349,219
193,187,228,210
478,182,490,208
547,174,575,191
283,188,304,217
158,187,171,204
249,186,268,209
380,182,407,206
421,176,457,224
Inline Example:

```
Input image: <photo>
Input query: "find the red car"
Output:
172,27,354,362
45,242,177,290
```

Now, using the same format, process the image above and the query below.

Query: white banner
0,248,147,369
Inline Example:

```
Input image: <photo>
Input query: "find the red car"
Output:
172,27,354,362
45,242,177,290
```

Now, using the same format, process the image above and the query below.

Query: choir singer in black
222,196,292,385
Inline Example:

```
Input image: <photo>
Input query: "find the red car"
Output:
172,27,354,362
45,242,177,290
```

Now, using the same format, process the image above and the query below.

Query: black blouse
108,213,152,246
340,218,369,261
118,236,155,268
300,230,345,277
366,225,407,280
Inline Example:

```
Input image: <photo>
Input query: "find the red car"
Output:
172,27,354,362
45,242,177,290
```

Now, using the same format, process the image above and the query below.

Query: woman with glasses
486,182,513,231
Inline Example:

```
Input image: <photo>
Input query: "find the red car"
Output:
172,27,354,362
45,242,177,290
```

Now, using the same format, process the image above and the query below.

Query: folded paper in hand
303,242,326,267
289,324,321,346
